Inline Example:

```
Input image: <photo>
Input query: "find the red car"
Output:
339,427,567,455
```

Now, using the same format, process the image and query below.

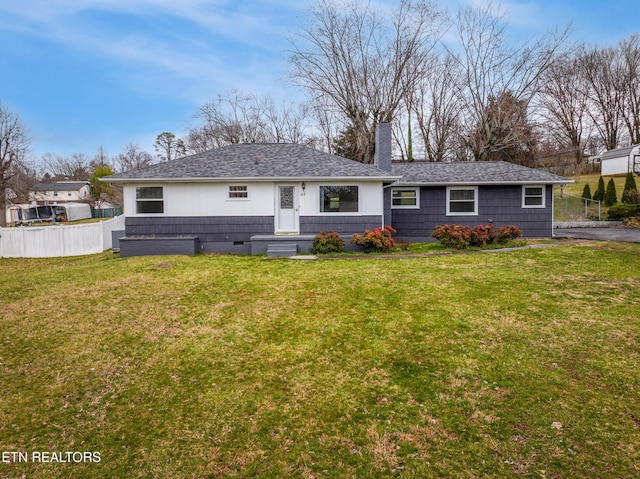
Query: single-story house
600,144,640,176
30,181,92,204
103,123,571,257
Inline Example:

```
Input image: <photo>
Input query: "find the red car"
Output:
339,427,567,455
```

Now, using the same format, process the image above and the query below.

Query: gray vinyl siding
392,185,554,241
125,216,274,254
119,236,199,258
299,215,382,235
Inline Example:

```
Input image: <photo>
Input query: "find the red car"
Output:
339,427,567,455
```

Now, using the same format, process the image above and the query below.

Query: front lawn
1,243,639,478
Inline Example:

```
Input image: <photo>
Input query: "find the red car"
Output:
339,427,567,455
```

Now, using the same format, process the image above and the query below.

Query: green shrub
622,172,638,204
312,230,345,254
350,226,396,253
581,184,592,200
606,203,640,220
622,188,640,205
593,176,605,202
604,178,618,206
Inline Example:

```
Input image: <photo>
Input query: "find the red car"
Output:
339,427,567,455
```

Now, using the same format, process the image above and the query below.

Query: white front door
276,185,298,233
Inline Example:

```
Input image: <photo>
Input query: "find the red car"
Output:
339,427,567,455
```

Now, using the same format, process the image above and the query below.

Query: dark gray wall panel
119,236,199,257
125,215,384,254
125,216,274,250
299,215,382,235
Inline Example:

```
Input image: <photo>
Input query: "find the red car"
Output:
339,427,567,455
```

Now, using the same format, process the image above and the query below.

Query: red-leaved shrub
433,224,522,249
495,225,522,244
350,226,396,253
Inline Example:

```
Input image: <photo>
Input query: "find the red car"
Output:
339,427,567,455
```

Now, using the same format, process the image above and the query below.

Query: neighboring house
600,144,640,176
104,124,571,257
30,181,92,204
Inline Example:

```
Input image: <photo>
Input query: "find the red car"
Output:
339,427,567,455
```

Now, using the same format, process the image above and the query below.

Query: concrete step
266,243,298,257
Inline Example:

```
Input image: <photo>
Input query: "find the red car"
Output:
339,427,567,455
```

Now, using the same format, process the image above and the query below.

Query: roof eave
102,175,402,183
392,179,573,186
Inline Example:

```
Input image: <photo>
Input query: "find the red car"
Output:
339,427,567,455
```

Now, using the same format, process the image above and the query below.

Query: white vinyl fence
0,215,125,258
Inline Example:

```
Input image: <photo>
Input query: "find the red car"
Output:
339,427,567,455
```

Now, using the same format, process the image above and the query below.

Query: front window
392,188,419,208
136,186,164,214
523,185,545,208
447,187,477,215
320,186,358,213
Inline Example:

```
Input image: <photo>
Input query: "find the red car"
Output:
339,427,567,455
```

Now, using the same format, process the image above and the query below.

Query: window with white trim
391,188,419,208
320,186,359,213
136,186,164,214
522,185,545,208
228,185,248,199
446,186,478,215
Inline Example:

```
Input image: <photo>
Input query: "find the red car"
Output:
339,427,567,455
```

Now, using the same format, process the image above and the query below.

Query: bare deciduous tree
619,34,640,145
538,54,591,164
42,152,90,180
0,101,31,225
260,96,311,144
451,1,569,161
186,90,311,153
189,90,267,149
409,53,463,161
582,44,626,151
289,0,446,163
115,143,155,172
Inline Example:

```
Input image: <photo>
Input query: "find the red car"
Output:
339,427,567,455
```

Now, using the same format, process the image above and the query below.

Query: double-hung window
136,186,164,214
446,186,478,215
522,185,545,208
319,186,359,213
391,188,419,208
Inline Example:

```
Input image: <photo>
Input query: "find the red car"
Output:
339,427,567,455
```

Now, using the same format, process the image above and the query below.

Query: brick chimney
374,122,392,172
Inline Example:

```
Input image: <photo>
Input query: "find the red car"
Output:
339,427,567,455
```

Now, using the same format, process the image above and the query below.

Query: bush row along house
103,123,571,257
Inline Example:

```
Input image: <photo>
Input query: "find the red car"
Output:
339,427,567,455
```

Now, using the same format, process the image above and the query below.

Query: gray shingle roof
391,161,571,185
104,143,572,186
35,181,89,191
105,143,399,181
600,144,639,161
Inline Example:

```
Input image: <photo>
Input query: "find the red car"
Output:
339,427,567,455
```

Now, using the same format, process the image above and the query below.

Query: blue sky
1,0,638,163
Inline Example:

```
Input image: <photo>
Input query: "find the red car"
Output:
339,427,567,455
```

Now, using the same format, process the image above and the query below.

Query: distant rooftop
35,181,89,191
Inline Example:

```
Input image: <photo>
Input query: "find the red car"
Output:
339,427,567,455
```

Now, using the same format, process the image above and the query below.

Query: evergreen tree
593,176,606,202
581,184,592,200
89,165,115,207
604,178,618,206
621,172,638,204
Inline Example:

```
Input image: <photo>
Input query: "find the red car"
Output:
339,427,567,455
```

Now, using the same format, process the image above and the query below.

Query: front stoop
250,235,315,255
266,243,298,258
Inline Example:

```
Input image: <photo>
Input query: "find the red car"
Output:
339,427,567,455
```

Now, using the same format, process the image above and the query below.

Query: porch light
301,182,306,195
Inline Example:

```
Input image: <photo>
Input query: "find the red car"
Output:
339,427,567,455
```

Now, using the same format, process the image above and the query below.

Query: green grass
1,244,640,478
560,173,627,198
554,174,629,221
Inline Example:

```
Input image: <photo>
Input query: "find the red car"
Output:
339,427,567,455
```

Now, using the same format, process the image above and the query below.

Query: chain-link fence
554,194,601,222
